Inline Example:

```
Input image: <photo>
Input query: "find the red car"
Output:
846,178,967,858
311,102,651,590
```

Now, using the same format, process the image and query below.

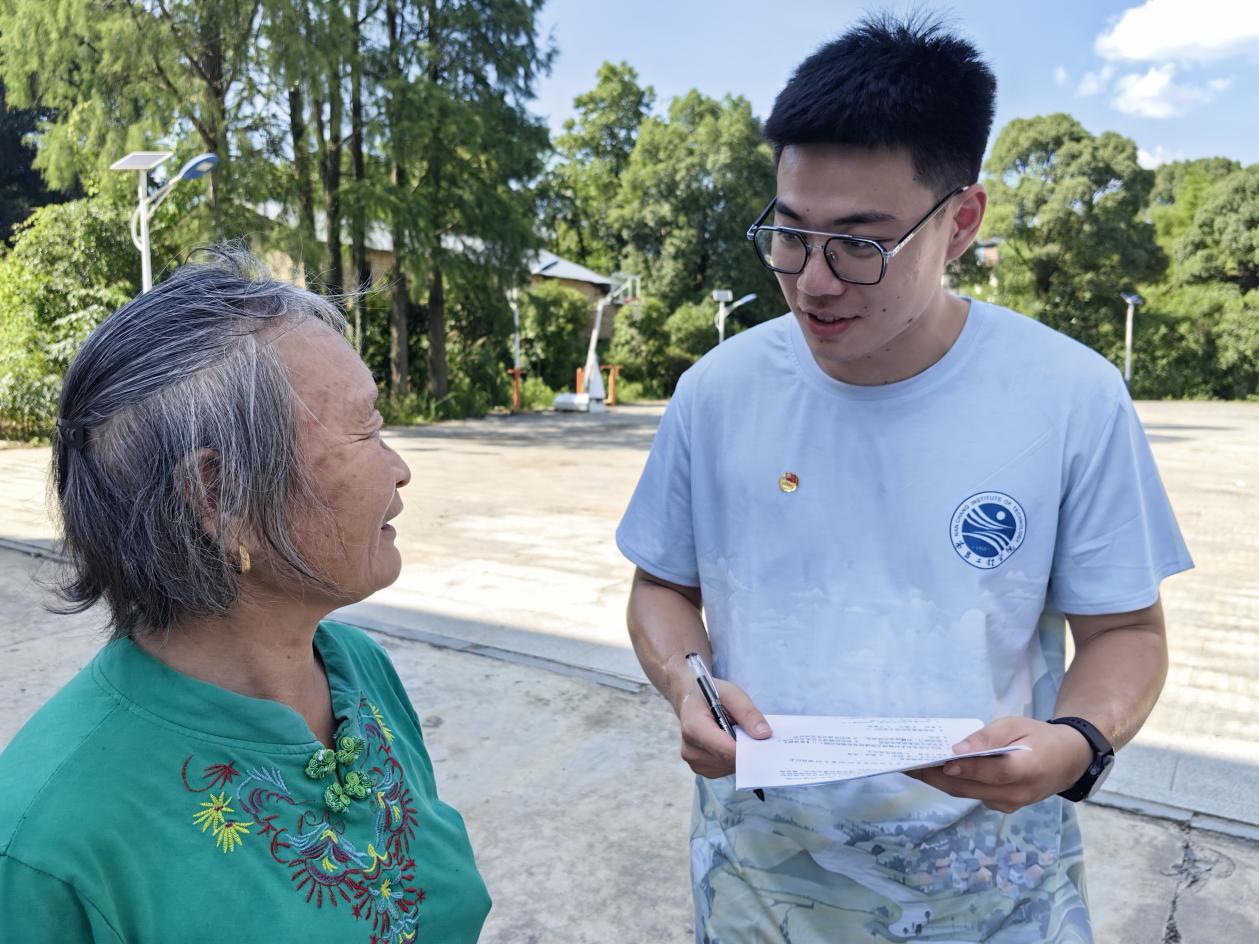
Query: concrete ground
2,398,1259,941
2,549,1256,942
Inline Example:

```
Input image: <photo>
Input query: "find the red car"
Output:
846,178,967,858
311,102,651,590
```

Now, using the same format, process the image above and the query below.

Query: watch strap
1049,716,1114,802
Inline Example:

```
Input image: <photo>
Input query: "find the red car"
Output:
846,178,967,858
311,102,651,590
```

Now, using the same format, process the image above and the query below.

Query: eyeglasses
746,185,970,286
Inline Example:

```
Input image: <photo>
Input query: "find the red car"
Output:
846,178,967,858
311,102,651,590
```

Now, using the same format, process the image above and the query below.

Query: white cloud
1076,64,1115,96
1054,66,1070,86
1208,77,1234,92
1137,145,1183,168
1111,63,1223,118
1096,0,1259,62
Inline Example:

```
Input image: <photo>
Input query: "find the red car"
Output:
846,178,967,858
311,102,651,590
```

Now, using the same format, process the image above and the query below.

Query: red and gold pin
778,472,799,493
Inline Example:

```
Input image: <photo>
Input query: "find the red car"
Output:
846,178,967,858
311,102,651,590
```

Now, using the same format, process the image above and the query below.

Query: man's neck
825,292,970,386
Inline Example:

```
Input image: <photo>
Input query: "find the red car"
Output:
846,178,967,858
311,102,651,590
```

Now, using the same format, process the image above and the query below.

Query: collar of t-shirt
786,297,988,402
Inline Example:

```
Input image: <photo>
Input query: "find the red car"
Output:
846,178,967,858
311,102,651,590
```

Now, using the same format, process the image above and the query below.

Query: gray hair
50,245,349,638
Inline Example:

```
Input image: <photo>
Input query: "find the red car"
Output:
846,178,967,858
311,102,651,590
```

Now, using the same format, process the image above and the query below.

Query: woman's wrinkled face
272,319,411,603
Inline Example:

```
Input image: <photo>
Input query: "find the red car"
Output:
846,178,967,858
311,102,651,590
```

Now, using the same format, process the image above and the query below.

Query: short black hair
765,12,996,195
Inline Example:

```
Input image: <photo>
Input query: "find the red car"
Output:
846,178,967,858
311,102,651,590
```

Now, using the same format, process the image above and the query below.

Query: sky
530,0,1259,170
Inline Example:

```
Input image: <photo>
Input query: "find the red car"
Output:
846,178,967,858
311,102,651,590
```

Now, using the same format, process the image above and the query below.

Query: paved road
2,547,1256,942
2,399,1258,831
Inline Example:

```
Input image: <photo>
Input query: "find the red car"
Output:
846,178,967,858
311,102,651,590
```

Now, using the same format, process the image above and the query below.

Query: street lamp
713,290,758,343
110,151,219,292
1120,291,1144,385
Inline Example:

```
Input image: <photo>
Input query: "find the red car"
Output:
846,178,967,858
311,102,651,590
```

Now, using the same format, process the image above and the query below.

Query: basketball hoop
609,272,641,306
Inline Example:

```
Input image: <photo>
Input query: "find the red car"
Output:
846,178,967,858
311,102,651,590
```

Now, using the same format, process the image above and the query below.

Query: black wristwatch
1049,716,1115,802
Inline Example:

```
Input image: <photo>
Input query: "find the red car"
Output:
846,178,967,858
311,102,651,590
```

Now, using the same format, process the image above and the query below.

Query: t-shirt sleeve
1047,379,1193,615
615,373,699,587
0,854,123,943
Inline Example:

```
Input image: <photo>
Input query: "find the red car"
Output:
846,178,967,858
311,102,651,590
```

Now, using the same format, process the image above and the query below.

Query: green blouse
0,620,490,942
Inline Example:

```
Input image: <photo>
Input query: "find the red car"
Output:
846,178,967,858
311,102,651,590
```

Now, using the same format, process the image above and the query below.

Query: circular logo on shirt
779,472,799,493
950,492,1026,569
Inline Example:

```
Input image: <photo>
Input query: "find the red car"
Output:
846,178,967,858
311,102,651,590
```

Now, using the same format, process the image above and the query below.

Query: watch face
1086,755,1115,799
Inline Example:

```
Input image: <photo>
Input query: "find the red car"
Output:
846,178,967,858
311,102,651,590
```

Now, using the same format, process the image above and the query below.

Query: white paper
735,715,1031,791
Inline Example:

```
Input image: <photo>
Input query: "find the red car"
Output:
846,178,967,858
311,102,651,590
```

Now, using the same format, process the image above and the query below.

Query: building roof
254,202,612,289
528,249,612,288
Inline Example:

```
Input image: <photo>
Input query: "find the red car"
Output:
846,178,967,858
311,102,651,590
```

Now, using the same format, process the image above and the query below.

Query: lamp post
110,151,219,292
1120,291,1144,385
713,290,758,343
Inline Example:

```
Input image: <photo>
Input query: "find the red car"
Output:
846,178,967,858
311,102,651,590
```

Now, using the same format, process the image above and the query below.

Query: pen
685,651,766,802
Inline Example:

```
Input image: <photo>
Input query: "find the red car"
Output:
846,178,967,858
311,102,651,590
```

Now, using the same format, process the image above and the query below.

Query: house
255,203,626,340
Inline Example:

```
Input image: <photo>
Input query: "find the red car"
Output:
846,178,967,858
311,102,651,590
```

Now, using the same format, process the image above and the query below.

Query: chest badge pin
779,472,799,493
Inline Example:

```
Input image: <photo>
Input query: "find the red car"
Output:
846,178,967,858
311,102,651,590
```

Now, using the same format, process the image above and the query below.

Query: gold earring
237,545,251,575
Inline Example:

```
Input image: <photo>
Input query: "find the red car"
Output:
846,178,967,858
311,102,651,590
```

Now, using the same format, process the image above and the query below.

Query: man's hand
677,678,772,778
905,717,1094,813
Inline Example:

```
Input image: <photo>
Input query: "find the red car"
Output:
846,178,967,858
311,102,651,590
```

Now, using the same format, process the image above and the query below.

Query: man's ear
945,184,988,264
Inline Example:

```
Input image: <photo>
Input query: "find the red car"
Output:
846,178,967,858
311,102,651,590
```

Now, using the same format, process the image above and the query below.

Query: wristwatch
1049,716,1115,802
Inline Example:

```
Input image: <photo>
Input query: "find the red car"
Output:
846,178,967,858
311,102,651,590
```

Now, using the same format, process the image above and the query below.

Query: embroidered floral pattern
192,791,251,854
181,697,424,943
193,791,233,833
368,704,394,744
216,819,251,853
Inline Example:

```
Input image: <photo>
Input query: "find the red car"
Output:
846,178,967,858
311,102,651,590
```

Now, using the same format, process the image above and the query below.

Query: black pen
685,652,766,801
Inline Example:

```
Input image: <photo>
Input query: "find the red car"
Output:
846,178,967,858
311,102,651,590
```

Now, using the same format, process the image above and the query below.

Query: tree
1148,157,1241,258
1173,165,1259,292
516,281,590,390
0,0,266,237
612,91,781,324
540,61,654,275
607,296,671,395
982,114,1166,356
0,82,68,242
0,190,145,436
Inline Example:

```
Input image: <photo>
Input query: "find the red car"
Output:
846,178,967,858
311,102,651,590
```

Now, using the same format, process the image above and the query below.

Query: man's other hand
905,716,1095,813
677,679,772,778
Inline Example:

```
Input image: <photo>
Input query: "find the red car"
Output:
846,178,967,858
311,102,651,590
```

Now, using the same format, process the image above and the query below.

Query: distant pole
506,287,524,409
1119,292,1143,386
713,290,757,344
137,170,153,292
1124,300,1134,384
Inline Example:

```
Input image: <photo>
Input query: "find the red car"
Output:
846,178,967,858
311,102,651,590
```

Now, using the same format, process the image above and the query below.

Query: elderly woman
0,251,490,941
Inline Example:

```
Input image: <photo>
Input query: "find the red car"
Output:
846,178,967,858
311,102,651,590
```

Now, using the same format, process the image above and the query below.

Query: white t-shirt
617,301,1192,943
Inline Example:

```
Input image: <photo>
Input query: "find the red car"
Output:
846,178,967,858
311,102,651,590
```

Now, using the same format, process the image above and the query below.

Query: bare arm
628,567,771,777
627,567,707,714
909,598,1167,812
1057,597,1168,750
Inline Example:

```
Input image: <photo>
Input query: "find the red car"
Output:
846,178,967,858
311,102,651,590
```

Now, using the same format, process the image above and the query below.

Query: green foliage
378,390,427,426
1213,293,1259,399
607,296,671,396
1149,157,1241,257
1173,166,1259,292
665,301,718,366
518,374,555,410
0,358,60,439
610,377,648,403
982,113,1166,357
0,0,267,239
0,81,67,241
517,281,591,390
429,331,509,421
0,189,141,435
612,91,780,324
540,62,653,275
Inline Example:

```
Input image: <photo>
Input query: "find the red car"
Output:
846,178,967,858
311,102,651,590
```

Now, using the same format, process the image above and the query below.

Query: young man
616,15,1192,944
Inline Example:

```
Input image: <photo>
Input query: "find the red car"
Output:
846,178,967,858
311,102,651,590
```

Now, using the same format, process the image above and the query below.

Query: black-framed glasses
746,185,971,286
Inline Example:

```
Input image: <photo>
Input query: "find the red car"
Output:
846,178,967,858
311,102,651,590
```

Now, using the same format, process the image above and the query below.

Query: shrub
519,374,556,410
